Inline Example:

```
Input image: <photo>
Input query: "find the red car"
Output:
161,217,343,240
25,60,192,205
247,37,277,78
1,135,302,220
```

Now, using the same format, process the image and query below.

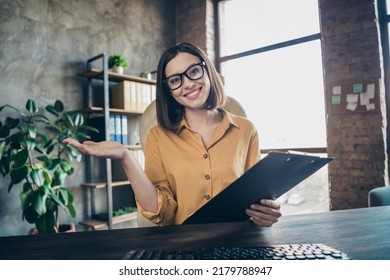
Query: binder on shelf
129,81,137,112
115,115,121,143
88,116,116,142
183,151,333,225
135,82,142,113
151,84,156,101
112,81,131,111
120,115,128,145
110,115,116,141
111,80,154,113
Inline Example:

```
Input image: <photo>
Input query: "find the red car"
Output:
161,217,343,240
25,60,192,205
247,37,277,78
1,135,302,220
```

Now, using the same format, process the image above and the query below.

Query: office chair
368,185,390,207
136,96,246,227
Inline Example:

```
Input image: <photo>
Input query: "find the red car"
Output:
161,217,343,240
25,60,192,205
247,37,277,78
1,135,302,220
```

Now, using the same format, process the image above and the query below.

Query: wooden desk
0,206,389,260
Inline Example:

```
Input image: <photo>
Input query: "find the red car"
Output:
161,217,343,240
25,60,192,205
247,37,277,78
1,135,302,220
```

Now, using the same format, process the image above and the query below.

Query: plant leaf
42,169,52,184
46,145,54,155
45,105,59,117
25,138,36,151
24,205,38,224
79,125,99,133
33,145,45,154
48,158,60,170
10,166,28,187
36,212,55,234
73,113,84,127
64,112,74,127
67,203,76,218
20,183,33,210
5,117,20,129
0,140,5,159
33,192,47,215
27,125,37,138
46,186,66,207
53,169,67,186
1,104,25,116
36,132,48,145
59,187,69,205
37,155,51,165
26,99,38,114
9,132,23,149
0,156,10,176
31,114,50,125
75,131,90,140
0,125,10,138
43,138,53,149
60,159,73,175
12,148,28,168
67,145,80,158
31,169,45,187
54,100,64,113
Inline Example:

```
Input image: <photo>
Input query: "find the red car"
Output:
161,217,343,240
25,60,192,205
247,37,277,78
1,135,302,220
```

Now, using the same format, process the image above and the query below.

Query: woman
64,42,281,227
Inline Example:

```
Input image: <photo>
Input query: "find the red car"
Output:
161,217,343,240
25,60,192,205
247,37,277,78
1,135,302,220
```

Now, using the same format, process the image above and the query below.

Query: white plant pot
112,66,124,75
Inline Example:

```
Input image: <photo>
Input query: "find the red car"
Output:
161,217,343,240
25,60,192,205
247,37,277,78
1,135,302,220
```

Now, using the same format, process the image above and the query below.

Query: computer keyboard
122,243,350,260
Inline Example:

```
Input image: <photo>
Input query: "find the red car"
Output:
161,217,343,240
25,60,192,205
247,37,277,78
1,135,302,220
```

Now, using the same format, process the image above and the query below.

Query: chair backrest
136,96,246,227
368,185,390,207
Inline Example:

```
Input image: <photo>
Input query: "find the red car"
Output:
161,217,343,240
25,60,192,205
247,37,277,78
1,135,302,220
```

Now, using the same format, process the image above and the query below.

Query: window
220,41,325,149
217,0,328,215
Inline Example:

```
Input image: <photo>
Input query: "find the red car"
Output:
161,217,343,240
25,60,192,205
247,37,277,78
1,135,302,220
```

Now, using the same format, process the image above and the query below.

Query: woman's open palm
63,138,128,160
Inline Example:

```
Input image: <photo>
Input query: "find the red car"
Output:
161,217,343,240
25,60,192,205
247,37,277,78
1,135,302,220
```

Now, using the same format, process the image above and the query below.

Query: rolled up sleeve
138,127,177,226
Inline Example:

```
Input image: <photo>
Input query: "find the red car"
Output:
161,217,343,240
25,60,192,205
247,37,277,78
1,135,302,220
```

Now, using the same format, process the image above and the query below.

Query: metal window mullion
102,53,113,229
219,33,321,63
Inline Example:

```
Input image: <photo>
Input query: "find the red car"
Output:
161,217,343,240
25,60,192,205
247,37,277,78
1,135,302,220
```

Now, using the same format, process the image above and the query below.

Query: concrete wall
0,0,175,236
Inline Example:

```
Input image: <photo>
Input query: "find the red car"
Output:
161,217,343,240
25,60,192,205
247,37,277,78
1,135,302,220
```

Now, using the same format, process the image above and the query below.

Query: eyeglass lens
166,63,204,90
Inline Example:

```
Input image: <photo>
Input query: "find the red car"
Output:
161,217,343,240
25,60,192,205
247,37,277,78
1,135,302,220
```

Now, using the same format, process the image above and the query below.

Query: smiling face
165,52,211,110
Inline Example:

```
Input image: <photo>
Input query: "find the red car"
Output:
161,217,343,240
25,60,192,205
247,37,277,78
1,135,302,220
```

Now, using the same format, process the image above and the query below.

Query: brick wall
319,0,388,209
176,0,216,63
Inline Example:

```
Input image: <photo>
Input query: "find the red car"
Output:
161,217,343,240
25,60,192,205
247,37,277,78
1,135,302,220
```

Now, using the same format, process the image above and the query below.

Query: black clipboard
182,151,333,225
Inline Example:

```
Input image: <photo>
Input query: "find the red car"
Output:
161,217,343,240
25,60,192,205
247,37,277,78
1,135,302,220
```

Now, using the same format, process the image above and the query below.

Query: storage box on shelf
77,53,155,230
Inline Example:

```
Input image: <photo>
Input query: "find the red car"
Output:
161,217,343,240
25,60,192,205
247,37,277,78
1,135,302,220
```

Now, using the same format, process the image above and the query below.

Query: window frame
377,0,390,172
213,0,326,153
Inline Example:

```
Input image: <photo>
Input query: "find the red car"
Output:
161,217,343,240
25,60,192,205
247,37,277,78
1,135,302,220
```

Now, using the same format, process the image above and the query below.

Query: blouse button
204,195,211,200
204,175,210,180
203,154,208,159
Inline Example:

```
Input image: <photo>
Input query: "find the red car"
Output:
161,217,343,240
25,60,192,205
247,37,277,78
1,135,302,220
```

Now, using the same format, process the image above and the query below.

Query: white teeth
186,89,199,98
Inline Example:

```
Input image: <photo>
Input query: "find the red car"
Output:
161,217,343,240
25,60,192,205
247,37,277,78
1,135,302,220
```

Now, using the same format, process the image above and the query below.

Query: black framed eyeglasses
164,61,206,90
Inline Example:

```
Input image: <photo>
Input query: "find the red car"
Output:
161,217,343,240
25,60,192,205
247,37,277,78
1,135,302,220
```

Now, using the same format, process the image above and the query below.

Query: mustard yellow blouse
137,109,260,226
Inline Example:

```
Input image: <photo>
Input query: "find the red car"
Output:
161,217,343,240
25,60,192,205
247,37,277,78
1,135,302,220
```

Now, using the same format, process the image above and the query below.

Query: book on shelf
89,115,128,145
110,115,116,141
112,80,131,111
89,116,116,142
115,114,121,143
111,80,155,113
120,115,128,145
132,149,145,169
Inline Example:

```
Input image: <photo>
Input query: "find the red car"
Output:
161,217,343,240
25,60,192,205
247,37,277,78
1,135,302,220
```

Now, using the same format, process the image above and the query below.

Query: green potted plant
0,99,98,234
108,54,128,74
140,70,152,80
